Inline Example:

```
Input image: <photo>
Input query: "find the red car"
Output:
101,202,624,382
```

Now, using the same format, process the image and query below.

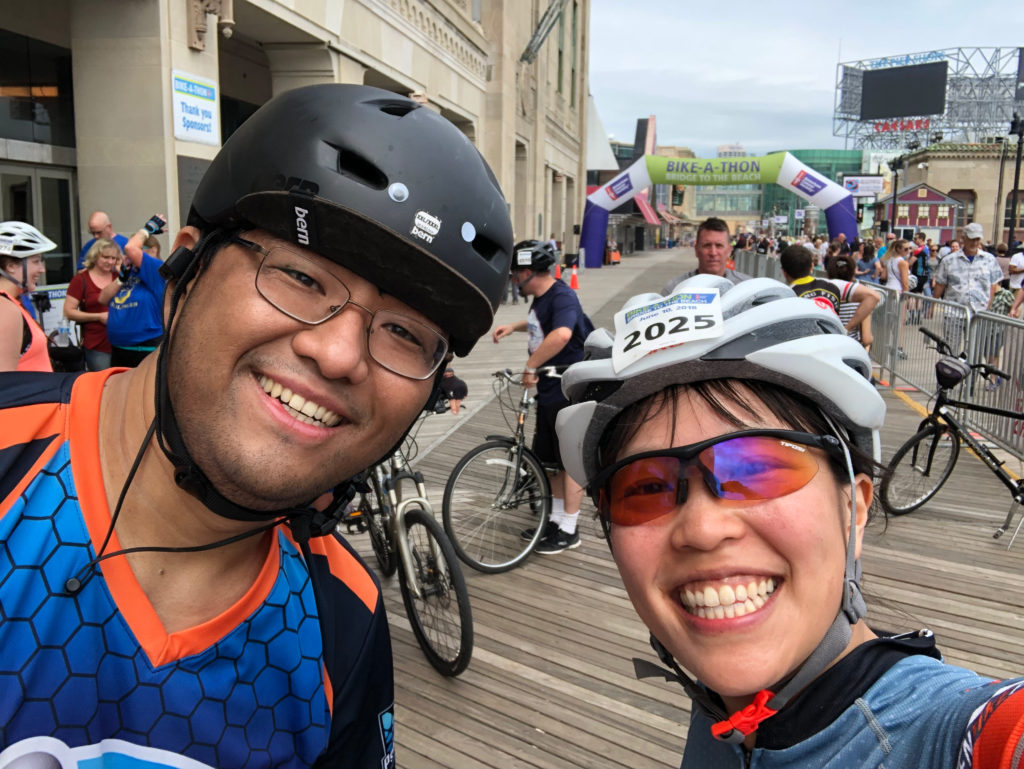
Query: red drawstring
710,689,778,742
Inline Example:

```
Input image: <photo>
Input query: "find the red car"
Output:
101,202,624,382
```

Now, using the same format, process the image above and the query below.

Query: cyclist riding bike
555,274,1024,767
0,221,56,371
0,84,512,767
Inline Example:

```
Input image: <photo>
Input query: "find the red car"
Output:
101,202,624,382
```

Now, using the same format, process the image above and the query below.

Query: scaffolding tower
834,47,1024,150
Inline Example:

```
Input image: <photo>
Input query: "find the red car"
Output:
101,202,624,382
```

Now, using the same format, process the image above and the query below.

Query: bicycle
343,413,474,676
441,367,559,573
879,326,1024,546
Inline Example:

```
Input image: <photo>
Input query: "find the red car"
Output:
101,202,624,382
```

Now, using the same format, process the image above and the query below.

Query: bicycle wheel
880,423,960,516
398,508,473,677
364,472,397,577
442,441,551,573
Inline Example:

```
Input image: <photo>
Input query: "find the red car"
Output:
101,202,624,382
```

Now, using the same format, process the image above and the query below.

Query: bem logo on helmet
294,206,311,245
411,210,441,244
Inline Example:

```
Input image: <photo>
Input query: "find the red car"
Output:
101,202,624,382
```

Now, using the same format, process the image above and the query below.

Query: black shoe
522,520,559,543
535,528,581,555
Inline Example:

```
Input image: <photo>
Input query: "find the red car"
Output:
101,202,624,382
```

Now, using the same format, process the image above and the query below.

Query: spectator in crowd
661,217,750,294
64,238,119,371
98,215,168,367
78,210,129,270
856,243,881,284
934,222,1002,352
995,242,1010,281
493,239,589,554
882,238,911,295
984,278,1015,385
1008,244,1024,316
877,232,896,260
832,231,851,254
909,232,932,296
827,252,876,351
779,244,878,333
440,366,468,415
0,221,54,371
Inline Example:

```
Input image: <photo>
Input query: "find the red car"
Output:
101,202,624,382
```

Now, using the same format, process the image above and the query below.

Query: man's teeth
259,375,342,427
680,578,777,619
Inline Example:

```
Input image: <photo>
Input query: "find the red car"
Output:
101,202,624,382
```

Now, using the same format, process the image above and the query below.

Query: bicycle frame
380,449,451,599
928,392,1024,537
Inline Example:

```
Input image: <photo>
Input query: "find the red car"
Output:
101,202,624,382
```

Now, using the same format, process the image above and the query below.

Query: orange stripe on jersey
972,686,1024,769
283,530,380,613
71,369,282,667
0,403,68,519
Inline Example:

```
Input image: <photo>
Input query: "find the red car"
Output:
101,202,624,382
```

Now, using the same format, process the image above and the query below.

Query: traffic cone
555,263,561,280
569,265,579,290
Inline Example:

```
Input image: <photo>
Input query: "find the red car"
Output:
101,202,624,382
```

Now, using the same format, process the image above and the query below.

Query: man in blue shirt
493,240,590,554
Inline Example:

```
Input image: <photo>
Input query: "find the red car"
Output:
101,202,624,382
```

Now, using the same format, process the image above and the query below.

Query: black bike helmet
186,84,513,356
512,239,557,273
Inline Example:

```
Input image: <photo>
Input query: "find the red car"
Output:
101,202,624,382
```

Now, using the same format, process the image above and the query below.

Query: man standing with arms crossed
660,217,749,295
0,84,513,768
493,240,589,554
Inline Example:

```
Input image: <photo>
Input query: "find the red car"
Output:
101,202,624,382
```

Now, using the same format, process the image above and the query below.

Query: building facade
1,0,589,286
890,141,1024,246
693,143,761,237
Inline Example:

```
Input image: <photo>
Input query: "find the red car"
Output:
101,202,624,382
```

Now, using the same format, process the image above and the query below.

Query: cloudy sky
588,1,1024,158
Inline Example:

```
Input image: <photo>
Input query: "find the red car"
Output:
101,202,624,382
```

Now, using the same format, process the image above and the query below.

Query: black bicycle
880,327,1024,544
441,368,559,573
343,416,473,676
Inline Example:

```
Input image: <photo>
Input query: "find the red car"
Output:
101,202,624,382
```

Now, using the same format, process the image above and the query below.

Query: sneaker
534,528,581,555
521,520,558,543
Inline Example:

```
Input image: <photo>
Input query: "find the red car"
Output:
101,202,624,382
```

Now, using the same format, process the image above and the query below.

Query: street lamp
1009,112,1024,252
889,140,920,238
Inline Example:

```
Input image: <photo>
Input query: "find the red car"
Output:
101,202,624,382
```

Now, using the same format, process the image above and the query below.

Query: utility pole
1009,113,1024,251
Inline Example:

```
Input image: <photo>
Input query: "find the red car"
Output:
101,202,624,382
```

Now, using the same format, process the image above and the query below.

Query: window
948,189,976,230
570,2,578,106
556,9,564,94
917,204,931,221
897,204,909,219
0,30,76,147
1004,191,1024,231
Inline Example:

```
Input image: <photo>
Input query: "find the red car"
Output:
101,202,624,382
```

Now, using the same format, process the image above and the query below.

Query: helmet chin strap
634,414,867,744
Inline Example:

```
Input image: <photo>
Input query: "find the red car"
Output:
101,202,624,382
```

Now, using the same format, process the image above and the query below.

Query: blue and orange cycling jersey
0,371,395,768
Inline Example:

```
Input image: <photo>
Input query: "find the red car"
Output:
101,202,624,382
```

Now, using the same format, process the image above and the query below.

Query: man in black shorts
492,239,589,554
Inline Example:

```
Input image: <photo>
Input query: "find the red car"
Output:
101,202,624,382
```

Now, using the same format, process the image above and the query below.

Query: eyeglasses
233,236,448,380
592,429,842,527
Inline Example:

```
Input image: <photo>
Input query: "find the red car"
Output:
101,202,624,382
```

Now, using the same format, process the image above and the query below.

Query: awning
635,193,660,226
657,204,683,224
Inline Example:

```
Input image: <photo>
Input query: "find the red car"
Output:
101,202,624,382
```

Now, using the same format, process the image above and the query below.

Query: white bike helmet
554,274,886,742
0,222,57,259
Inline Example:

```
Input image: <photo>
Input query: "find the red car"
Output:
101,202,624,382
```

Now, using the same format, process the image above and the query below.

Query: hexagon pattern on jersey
0,449,331,767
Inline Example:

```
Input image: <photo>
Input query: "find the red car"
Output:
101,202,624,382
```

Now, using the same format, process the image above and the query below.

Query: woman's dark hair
826,254,856,281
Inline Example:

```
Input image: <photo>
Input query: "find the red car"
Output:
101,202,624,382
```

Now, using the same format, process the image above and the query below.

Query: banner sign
794,209,805,220
172,70,220,146
842,176,885,196
580,151,857,269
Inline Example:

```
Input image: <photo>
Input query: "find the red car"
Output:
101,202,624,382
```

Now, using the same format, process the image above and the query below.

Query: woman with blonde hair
882,238,911,294
64,237,119,370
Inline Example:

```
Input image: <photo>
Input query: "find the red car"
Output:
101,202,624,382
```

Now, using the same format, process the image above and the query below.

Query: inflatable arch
579,152,858,269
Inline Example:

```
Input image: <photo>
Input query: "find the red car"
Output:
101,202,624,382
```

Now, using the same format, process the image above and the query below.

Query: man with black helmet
492,240,590,554
0,84,513,767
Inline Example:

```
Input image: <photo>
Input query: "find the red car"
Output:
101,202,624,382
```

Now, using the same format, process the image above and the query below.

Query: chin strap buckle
710,689,778,744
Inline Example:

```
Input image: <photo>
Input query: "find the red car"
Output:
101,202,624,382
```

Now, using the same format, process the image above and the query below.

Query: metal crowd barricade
731,250,1024,458
963,311,1024,458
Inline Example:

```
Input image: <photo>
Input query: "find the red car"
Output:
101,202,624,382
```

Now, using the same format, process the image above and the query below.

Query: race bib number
612,290,724,373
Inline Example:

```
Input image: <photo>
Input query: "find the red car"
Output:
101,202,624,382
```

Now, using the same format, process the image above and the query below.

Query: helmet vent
470,232,502,263
333,146,388,190
374,100,419,118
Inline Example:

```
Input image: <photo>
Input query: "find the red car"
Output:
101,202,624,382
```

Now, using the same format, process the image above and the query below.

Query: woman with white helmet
555,274,1024,767
0,221,56,371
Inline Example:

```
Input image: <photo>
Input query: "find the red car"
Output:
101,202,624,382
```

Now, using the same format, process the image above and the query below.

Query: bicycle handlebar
918,326,953,356
494,365,568,382
917,327,1010,381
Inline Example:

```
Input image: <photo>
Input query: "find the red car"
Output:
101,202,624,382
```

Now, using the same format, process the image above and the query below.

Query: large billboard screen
859,61,948,120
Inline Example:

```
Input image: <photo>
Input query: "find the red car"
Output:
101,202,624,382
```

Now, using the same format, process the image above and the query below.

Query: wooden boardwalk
347,248,1024,768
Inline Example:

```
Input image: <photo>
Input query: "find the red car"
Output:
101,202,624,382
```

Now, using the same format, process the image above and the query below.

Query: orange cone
555,263,561,280
570,265,579,290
